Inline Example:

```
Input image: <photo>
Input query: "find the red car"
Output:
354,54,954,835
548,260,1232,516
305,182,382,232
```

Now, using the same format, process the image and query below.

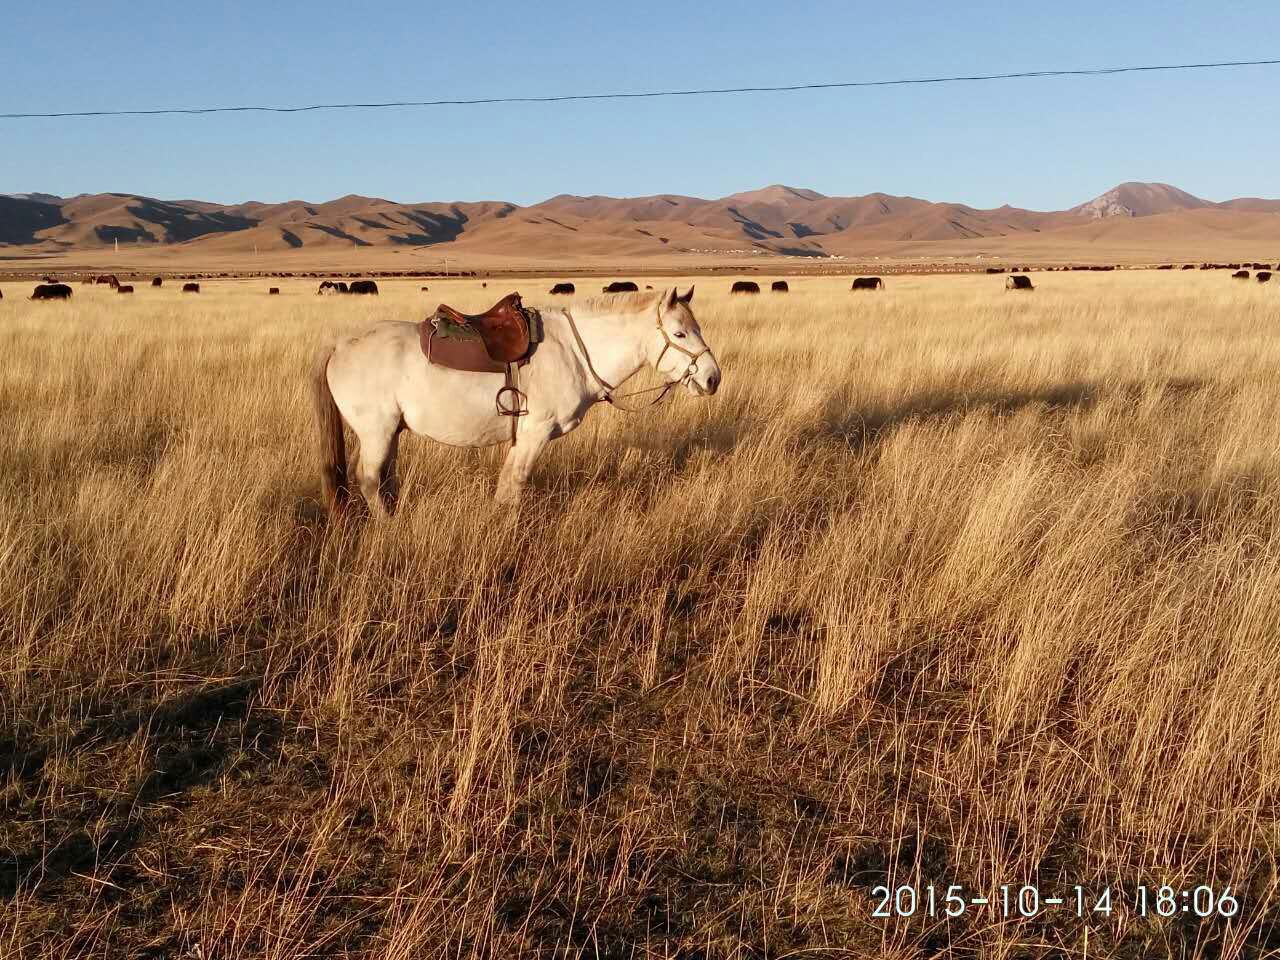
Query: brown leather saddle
434,293,531,363
420,293,543,434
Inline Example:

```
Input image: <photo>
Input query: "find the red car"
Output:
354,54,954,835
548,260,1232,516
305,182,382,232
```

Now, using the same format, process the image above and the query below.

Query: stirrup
496,385,527,418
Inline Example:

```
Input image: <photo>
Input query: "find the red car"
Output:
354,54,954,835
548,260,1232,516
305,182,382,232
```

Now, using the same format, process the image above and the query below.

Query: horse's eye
674,331,687,339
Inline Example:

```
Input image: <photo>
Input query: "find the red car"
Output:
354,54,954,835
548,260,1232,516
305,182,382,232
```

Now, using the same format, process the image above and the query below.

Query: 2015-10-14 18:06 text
872,884,1240,919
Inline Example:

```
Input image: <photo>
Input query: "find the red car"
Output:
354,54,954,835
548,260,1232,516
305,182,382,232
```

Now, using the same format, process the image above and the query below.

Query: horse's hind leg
379,427,403,512
356,421,400,519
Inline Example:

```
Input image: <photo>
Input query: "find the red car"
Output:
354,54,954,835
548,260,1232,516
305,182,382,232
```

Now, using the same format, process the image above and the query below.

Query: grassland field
3,271,1280,958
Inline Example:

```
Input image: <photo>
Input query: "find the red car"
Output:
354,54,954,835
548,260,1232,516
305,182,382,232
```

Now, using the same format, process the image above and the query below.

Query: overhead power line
3,58,1278,120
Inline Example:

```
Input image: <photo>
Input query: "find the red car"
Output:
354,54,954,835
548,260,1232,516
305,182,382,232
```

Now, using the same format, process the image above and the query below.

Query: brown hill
1069,182,1212,219
2,182,1278,266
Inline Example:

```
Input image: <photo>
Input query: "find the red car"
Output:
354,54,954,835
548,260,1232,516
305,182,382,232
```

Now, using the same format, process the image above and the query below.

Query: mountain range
3,182,1279,264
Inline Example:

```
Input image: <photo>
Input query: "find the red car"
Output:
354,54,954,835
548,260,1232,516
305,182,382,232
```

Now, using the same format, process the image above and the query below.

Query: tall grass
2,273,1279,957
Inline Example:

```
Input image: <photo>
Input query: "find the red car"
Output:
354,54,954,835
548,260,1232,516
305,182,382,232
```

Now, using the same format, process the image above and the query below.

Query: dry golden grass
2,272,1280,958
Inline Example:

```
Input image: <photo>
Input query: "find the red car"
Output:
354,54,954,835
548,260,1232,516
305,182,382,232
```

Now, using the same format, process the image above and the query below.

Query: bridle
562,301,710,412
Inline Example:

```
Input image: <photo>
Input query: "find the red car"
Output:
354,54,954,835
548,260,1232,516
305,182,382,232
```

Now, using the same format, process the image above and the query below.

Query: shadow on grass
800,376,1207,454
0,677,272,901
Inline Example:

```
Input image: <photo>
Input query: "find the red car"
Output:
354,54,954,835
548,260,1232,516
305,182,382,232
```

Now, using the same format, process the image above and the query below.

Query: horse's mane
571,290,664,315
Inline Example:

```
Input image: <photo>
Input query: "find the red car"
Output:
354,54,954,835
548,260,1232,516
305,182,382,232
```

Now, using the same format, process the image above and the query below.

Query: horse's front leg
495,420,555,506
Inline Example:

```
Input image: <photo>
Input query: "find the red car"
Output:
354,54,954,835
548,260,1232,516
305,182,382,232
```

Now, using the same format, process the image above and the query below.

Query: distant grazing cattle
985,267,1006,274
421,285,430,291
1251,263,1269,270
318,280,348,295
269,287,280,295
549,282,575,295
730,281,760,294
1157,264,1174,270
1182,264,1195,270
481,282,487,288
348,279,379,295
151,276,163,287
1258,272,1273,283
1006,275,1034,291
603,281,638,293
116,284,134,294
851,277,884,291
1232,270,1250,280
95,274,119,287
771,280,789,292
31,283,73,300
182,282,200,293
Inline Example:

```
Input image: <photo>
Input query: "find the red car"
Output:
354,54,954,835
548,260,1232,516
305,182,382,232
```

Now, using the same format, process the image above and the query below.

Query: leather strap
496,362,526,445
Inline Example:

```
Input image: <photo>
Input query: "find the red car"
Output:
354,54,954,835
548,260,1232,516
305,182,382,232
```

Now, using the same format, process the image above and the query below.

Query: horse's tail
311,343,349,515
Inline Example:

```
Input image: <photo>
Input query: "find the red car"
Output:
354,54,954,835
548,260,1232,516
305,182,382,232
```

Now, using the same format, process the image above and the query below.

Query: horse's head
653,286,721,396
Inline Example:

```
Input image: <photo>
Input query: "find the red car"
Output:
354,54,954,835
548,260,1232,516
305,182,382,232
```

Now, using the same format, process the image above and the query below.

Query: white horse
311,286,720,516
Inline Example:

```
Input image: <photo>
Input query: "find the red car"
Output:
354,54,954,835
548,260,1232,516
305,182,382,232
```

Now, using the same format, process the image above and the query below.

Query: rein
561,304,706,412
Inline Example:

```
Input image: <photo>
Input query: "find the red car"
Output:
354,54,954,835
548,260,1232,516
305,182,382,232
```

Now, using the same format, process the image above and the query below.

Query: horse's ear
678,285,694,303
666,287,679,309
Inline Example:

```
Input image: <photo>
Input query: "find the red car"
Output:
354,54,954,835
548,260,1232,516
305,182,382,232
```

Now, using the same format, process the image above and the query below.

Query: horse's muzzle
687,368,721,397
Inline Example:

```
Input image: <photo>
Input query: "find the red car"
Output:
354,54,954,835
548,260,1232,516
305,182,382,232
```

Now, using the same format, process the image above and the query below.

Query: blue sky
2,1,1276,209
